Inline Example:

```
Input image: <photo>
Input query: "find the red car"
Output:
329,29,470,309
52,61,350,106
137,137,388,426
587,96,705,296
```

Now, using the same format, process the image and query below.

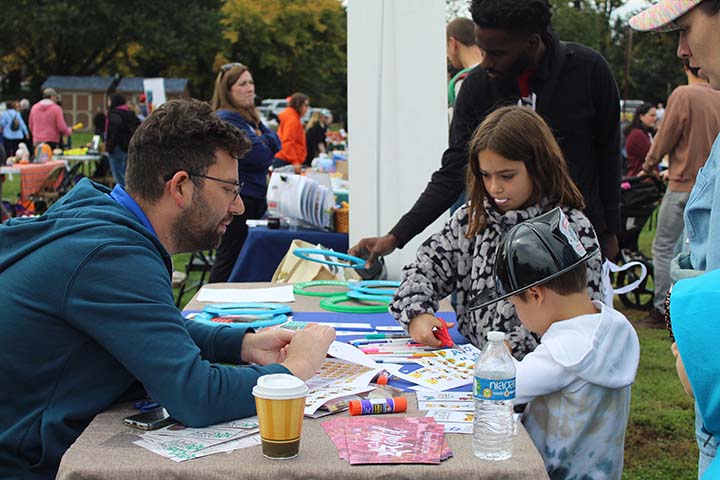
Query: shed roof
42,76,115,92
116,78,189,94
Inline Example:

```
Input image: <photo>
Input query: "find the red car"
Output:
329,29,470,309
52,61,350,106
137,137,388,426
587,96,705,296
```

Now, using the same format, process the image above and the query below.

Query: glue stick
370,372,390,385
348,397,407,416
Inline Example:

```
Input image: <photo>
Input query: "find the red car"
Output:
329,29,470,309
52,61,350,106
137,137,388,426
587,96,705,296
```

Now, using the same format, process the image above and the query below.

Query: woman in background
304,110,328,166
208,62,281,283
273,92,309,173
623,102,657,177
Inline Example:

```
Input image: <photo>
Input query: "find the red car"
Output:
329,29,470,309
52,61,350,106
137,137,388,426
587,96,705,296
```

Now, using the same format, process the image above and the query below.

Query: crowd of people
1,0,720,478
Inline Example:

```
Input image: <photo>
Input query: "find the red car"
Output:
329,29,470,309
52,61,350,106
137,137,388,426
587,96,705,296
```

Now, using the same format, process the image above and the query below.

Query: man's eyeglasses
165,171,243,203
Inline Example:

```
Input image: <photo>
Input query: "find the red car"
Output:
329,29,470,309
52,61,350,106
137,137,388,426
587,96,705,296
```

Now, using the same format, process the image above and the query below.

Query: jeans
652,190,689,313
107,146,128,187
696,403,718,477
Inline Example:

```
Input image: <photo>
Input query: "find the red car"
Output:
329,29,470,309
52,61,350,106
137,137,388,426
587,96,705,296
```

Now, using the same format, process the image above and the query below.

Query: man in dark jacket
106,93,141,187
351,0,622,264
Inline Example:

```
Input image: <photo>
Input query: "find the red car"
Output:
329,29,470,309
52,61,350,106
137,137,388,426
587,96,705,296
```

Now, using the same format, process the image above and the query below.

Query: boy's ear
526,286,544,304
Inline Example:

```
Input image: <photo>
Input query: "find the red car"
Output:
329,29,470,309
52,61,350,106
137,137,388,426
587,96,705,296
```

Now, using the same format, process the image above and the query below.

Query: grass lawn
621,218,698,479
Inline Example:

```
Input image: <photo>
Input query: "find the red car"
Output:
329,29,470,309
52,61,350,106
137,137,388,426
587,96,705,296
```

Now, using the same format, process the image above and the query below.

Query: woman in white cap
629,1,720,476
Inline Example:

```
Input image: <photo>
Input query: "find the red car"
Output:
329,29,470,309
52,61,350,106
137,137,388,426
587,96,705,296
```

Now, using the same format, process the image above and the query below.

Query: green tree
221,0,347,114
0,0,225,101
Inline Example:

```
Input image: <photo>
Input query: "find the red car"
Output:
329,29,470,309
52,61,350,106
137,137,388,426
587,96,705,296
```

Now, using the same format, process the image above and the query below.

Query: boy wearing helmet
473,207,640,479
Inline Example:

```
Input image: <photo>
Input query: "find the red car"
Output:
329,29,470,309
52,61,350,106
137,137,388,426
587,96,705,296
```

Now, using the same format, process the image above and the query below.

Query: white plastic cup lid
487,331,506,342
252,374,309,400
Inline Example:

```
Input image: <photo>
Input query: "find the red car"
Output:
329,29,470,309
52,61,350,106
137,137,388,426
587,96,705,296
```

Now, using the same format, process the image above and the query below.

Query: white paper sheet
327,341,379,369
196,285,295,303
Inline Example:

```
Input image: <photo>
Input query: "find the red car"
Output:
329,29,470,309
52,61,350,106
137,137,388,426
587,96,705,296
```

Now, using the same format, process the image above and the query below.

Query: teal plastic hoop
347,280,400,296
319,294,390,313
347,290,394,303
293,280,350,297
203,303,292,316
293,248,366,269
193,313,289,329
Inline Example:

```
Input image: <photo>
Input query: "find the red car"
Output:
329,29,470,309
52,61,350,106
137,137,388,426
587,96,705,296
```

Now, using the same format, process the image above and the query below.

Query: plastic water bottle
473,331,515,460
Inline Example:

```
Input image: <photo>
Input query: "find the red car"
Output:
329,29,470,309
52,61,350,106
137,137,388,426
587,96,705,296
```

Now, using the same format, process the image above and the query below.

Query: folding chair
57,162,84,196
30,164,66,213
175,250,216,307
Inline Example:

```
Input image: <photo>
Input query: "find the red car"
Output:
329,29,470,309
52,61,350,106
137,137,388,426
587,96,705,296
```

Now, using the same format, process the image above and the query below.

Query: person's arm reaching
66,243,333,427
349,74,487,265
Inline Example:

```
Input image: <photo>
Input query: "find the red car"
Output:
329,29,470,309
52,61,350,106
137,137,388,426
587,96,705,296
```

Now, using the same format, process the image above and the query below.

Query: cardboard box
335,159,348,179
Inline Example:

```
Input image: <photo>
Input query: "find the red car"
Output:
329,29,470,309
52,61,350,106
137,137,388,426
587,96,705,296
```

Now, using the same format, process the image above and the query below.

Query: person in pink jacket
28,88,72,149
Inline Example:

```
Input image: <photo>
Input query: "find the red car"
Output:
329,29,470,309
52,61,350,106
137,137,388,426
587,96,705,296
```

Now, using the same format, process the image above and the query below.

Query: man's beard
172,191,231,253
489,51,531,80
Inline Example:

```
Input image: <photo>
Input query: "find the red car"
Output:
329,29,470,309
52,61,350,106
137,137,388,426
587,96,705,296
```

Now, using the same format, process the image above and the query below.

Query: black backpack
10,112,20,131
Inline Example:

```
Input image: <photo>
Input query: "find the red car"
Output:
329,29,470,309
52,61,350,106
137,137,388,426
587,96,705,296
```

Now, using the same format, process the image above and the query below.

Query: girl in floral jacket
390,106,604,359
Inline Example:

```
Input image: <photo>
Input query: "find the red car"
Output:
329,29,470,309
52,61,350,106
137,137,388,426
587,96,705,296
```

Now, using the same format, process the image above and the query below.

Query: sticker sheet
304,358,381,415
391,348,476,391
417,401,474,411
133,416,260,461
415,391,473,402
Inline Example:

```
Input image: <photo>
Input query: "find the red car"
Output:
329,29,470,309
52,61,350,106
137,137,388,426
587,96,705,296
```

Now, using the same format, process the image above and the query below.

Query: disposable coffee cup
252,373,309,460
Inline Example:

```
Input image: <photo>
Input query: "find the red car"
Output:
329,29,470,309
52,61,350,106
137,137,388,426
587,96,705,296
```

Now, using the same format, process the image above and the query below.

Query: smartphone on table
123,407,176,430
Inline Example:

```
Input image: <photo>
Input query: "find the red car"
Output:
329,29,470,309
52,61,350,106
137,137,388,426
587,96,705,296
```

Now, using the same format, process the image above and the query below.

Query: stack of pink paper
321,416,453,465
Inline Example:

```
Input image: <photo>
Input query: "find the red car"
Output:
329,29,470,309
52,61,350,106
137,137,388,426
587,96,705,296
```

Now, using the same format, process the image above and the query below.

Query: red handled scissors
433,317,454,348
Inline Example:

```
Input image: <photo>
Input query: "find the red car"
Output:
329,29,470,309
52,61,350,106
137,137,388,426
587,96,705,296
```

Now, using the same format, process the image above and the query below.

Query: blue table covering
228,226,349,282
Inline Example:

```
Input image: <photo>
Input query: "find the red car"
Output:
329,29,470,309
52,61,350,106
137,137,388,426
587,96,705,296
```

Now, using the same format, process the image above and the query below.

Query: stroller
613,175,666,310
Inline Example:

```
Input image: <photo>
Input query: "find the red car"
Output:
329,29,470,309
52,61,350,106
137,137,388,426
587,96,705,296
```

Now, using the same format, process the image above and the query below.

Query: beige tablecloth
57,283,549,480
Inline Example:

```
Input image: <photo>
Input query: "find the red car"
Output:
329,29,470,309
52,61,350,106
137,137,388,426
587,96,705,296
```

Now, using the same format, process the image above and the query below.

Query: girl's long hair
466,105,584,236
210,63,260,126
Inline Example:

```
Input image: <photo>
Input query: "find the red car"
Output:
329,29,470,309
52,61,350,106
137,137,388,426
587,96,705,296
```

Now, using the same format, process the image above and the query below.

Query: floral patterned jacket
390,198,604,360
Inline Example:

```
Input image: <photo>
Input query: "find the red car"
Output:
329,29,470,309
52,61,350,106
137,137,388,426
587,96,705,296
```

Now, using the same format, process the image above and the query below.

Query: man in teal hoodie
0,99,335,479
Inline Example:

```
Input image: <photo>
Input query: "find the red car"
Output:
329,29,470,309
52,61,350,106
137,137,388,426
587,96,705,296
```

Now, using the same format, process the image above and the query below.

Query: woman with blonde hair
390,106,604,358
208,62,281,283
304,110,327,166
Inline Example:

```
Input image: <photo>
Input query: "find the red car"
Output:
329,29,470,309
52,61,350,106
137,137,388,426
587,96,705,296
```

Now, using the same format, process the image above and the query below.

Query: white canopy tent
347,0,450,279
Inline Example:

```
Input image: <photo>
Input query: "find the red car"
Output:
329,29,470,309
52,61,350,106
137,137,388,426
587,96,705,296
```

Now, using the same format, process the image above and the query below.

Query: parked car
260,98,288,121
620,99,643,122
256,106,278,130
302,107,332,125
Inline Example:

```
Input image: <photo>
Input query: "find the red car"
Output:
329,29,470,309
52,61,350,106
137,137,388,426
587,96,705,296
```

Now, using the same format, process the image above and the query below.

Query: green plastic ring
293,280,349,297
319,294,390,313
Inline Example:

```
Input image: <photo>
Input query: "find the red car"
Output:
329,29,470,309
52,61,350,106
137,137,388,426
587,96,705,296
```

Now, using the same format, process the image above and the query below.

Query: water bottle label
474,376,516,401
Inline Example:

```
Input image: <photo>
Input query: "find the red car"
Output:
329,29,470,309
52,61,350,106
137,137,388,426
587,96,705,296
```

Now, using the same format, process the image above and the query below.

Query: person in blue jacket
630,1,720,475
208,62,282,282
2,100,30,157
0,99,334,480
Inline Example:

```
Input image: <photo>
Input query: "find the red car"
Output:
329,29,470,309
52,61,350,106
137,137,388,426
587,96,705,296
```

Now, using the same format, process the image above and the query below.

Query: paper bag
272,239,361,283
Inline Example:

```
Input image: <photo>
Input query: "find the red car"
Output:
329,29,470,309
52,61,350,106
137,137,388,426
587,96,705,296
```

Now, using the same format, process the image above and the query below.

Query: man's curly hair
126,98,251,202
470,0,552,35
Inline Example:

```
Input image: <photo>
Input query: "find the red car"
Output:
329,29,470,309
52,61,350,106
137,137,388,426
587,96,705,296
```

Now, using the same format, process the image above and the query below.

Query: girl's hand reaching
408,313,454,348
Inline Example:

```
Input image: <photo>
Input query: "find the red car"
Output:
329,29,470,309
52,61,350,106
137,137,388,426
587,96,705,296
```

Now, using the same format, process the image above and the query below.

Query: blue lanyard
110,185,158,238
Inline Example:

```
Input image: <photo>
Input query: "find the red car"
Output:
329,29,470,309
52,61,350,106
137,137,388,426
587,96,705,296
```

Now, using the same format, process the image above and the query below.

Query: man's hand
408,313,455,349
280,325,336,381
600,232,620,262
241,328,296,366
348,234,399,268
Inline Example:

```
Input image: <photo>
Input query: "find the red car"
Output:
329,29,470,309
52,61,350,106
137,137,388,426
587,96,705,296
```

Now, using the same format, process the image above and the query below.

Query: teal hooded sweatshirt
0,179,289,479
